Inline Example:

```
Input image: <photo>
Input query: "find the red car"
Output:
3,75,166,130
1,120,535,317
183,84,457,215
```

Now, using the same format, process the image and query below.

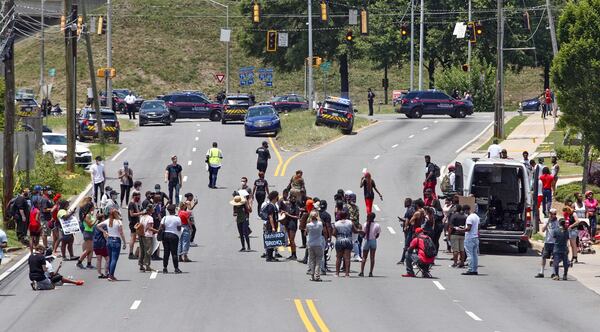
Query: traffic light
77,16,83,35
312,56,322,67
466,22,476,43
401,24,409,40
522,11,531,31
360,8,368,35
97,16,106,35
475,21,483,36
320,1,328,22
60,15,66,31
345,29,353,42
252,2,260,24
266,30,277,52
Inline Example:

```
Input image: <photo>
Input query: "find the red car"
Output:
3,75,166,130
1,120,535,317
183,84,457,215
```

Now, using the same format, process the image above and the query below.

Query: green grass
536,129,565,153
558,160,583,177
356,105,397,115
531,233,544,242
0,220,23,249
119,119,136,131
89,143,120,161
276,111,373,151
59,165,92,197
479,115,528,151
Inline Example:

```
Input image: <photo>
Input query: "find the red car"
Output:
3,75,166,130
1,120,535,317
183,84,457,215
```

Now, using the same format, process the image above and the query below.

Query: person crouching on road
402,227,435,278
96,208,127,281
360,212,381,277
161,204,182,274
306,211,324,281
137,205,157,272
552,219,570,280
178,202,193,262
231,195,251,251
535,209,559,278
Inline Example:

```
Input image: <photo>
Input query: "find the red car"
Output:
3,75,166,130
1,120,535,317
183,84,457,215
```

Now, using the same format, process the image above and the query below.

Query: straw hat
230,196,246,206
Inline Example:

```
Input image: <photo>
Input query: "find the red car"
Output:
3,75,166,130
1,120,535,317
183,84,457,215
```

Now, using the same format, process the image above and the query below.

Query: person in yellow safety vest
206,142,223,189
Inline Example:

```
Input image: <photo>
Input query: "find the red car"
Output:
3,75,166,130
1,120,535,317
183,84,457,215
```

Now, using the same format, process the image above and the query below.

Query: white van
455,158,533,253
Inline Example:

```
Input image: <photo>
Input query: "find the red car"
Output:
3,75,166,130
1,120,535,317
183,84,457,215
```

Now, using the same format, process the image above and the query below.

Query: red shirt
540,174,554,190
409,235,435,264
178,210,191,225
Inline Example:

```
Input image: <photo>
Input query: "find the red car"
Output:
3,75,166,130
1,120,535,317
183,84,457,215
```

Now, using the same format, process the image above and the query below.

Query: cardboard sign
263,232,286,249
458,196,476,213
59,216,81,235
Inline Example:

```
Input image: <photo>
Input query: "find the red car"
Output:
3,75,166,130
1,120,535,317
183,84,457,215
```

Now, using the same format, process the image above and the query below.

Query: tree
551,0,600,190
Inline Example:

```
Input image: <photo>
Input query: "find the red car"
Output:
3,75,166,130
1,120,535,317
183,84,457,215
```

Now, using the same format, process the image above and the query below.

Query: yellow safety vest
208,148,221,165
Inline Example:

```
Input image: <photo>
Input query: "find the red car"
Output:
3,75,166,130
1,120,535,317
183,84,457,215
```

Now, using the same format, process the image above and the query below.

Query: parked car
139,100,171,126
15,98,41,114
21,123,52,133
42,133,92,166
315,96,355,135
268,94,308,113
244,105,281,136
519,97,541,112
454,157,532,253
222,94,254,123
159,92,222,122
100,89,144,114
396,90,474,118
76,107,120,143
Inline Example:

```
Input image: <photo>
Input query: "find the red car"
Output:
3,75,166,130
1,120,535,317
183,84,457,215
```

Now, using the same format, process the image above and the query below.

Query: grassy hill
14,0,543,108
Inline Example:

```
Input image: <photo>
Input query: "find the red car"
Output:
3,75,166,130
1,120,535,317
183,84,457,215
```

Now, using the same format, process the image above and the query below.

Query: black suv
159,92,223,122
315,96,355,134
268,94,308,113
396,90,474,118
222,95,254,123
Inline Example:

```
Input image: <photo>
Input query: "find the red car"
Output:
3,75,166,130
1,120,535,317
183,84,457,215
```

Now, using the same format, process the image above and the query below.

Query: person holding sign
57,200,76,261
96,209,127,281
263,191,280,262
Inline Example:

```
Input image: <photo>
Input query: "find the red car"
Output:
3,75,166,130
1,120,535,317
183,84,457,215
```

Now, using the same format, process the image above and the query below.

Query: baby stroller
578,220,596,254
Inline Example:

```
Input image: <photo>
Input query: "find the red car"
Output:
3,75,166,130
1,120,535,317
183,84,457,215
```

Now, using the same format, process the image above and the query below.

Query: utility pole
64,0,75,171
494,0,504,138
418,0,424,90
409,0,414,90
2,0,16,225
307,0,314,111
40,0,45,99
546,0,558,56
206,0,230,94
80,0,103,145
467,0,472,68
106,0,113,110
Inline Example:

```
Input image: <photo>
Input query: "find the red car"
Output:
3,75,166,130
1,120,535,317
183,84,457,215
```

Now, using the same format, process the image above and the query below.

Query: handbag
157,218,165,241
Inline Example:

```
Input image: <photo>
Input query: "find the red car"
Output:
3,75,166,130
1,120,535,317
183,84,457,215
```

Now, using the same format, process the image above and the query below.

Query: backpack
259,203,272,221
93,225,107,249
432,163,441,178
440,174,451,193
420,235,436,258
8,196,18,217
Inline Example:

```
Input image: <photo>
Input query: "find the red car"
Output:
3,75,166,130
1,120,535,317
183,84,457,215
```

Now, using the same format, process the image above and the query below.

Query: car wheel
342,126,353,135
210,111,222,122
244,131,250,137
405,114,413,119
456,108,467,118
139,121,144,127
77,133,86,142
169,112,177,123
412,108,423,118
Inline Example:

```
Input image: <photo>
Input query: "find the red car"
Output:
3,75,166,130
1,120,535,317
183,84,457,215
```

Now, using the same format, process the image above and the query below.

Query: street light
206,0,230,94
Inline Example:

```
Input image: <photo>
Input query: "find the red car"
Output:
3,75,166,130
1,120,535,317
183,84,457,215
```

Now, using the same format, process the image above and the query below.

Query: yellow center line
294,299,317,332
306,300,330,332
269,137,284,177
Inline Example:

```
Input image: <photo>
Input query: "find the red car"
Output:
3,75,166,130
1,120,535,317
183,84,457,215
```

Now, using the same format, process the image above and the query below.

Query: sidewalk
500,112,556,159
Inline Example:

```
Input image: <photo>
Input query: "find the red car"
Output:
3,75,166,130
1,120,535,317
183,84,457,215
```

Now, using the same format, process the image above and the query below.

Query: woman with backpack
287,170,306,202
359,212,381,277
93,212,109,278
360,172,383,215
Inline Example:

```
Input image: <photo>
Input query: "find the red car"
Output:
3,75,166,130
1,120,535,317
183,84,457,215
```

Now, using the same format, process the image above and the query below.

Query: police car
315,97,355,134
222,94,254,124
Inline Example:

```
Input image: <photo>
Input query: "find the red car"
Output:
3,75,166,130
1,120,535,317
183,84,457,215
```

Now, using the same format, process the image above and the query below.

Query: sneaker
76,262,85,269
402,273,415,278
260,253,267,258
275,252,283,258
139,266,146,272
287,255,297,260
450,264,458,268
462,271,478,276
30,281,37,291
534,273,544,278
163,268,168,274
550,274,556,278
174,269,183,274
562,275,568,281
358,272,364,277
86,264,95,269
239,248,246,252
368,272,373,277
145,267,155,272
128,253,136,260
552,275,560,280
189,242,199,247
75,280,85,286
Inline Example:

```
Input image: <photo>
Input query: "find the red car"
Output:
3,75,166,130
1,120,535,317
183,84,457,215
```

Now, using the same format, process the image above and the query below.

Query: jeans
208,166,220,188
163,232,179,269
168,182,180,205
400,230,414,262
405,251,418,275
368,100,374,116
120,184,131,206
93,181,105,205
553,251,569,276
178,225,191,255
191,223,197,243
464,237,479,273
542,189,552,215
308,246,323,279
237,221,250,249
589,215,597,237
107,237,121,277
138,236,153,268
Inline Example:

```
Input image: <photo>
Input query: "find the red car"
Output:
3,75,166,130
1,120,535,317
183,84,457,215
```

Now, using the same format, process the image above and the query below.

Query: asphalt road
1,113,598,332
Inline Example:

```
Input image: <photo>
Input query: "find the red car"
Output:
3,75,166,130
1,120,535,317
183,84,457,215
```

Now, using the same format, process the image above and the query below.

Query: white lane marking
434,120,439,124
150,271,158,279
374,155,380,160
195,137,199,141
455,121,494,153
192,147,197,152
197,129,201,132
392,144,399,148
373,204,381,212
422,127,429,131
465,311,483,321
0,253,31,282
130,300,142,310
408,134,415,139
183,176,188,182
187,160,192,166
111,147,127,161
387,226,396,234
433,281,446,290
196,124,200,126
362,168,367,174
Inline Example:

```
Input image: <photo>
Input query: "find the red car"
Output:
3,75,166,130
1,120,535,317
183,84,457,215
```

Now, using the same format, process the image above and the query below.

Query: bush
554,181,600,203
14,153,64,194
589,170,600,187
555,146,599,166
434,59,496,113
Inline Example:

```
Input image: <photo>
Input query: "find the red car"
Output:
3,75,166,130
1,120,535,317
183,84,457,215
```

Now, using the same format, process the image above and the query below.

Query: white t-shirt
487,144,502,158
161,215,182,235
90,163,105,184
140,215,154,237
98,219,123,238
0,229,7,260
448,172,456,190
465,213,480,239
125,94,136,105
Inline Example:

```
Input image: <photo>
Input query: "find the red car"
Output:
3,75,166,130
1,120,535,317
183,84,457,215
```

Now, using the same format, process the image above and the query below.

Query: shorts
129,222,137,233
83,231,94,241
542,243,554,259
61,233,74,242
287,219,298,232
50,274,63,284
450,235,465,252
362,239,377,251
335,238,353,251
94,247,108,257
569,229,578,239
29,230,41,237
41,219,51,236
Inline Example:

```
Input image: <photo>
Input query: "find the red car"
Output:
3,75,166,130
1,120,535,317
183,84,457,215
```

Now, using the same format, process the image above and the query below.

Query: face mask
241,182,246,187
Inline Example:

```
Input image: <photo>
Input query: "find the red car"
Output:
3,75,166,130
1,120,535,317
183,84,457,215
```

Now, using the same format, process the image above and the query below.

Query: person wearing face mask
118,161,134,207
253,172,270,216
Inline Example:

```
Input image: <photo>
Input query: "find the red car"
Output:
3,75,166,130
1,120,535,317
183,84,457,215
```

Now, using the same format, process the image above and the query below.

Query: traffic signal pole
467,0,472,69
409,0,414,90
307,0,314,111
418,0,424,90
494,0,504,138
106,0,113,110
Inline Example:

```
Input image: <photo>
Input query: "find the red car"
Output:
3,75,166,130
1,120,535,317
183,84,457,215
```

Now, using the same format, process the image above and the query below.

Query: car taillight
319,107,324,115
223,105,228,111
525,207,532,227
346,112,353,119
82,119,89,126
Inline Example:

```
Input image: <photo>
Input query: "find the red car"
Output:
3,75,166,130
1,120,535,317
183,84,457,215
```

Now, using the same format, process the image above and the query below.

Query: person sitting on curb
535,208,559,278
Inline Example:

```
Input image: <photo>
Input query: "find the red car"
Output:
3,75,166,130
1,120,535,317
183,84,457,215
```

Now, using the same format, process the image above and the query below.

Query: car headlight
245,121,253,125
273,118,280,123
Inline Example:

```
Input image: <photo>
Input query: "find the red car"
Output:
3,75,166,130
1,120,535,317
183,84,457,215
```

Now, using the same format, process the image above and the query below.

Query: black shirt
425,162,436,182
128,201,140,224
28,254,46,282
256,147,271,163
13,195,29,217
40,196,53,220
449,212,467,233
361,179,377,199
264,203,278,231
165,164,183,184
254,178,269,193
